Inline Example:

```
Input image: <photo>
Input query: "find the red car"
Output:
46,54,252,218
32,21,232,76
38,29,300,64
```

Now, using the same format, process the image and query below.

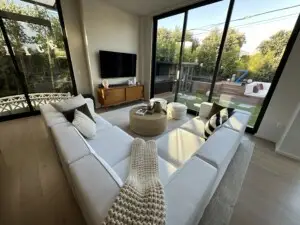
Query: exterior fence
0,92,71,114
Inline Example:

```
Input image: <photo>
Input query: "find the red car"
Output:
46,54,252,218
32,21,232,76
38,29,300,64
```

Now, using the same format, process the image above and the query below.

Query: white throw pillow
72,109,96,139
51,94,86,112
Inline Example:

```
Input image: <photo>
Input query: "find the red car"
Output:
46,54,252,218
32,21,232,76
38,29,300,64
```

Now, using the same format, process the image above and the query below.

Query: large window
151,0,300,133
153,13,185,102
0,0,75,119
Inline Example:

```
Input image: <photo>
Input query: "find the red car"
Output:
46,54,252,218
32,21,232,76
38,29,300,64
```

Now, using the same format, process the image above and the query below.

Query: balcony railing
0,92,71,114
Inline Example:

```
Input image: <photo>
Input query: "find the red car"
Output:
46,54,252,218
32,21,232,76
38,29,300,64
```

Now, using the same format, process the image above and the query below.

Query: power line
188,4,300,31
234,13,298,29
192,13,298,36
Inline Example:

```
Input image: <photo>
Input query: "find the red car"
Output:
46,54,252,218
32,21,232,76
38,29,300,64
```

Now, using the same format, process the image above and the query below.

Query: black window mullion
0,17,34,112
56,0,78,95
174,11,188,102
208,0,235,102
150,19,158,99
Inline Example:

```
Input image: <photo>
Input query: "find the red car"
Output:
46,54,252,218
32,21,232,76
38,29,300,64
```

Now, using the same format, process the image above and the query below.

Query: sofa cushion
40,103,68,127
165,157,217,225
156,128,206,168
180,116,207,137
51,94,86,112
195,126,241,170
69,154,120,225
113,155,177,186
87,126,134,167
223,111,250,133
94,115,113,131
51,123,90,165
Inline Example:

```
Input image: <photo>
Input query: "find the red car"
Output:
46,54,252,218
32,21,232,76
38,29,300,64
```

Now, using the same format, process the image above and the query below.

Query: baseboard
275,148,300,161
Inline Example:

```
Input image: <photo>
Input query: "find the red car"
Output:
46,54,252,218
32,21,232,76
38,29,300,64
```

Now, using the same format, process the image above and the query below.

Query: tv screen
99,50,137,78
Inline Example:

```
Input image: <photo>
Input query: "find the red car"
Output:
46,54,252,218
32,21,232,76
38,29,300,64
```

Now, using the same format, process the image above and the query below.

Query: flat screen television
99,50,137,78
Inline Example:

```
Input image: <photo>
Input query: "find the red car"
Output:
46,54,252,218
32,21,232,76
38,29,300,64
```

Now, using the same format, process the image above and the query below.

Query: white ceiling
103,0,204,16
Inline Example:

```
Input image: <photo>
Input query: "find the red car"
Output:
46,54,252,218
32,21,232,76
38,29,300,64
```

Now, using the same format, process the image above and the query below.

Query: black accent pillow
63,103,95,123
207,102,234,119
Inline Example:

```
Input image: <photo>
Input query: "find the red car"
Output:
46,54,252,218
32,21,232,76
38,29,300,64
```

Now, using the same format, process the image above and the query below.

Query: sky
158,0,300,53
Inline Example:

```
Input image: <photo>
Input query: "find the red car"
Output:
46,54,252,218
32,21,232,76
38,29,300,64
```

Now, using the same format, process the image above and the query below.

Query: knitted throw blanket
103,138,166,225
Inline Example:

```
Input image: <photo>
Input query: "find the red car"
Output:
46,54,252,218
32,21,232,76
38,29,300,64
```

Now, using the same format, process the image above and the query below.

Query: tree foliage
0,1,69,97
156,26,291,82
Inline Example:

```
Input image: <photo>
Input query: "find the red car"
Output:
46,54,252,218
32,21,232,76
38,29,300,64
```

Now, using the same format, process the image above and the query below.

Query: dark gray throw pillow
62,103,95,123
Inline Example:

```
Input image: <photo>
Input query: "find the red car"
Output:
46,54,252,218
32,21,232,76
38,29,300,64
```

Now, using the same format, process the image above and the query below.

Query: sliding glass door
178,0,230,111
153,13,185,102
151,0,300,133
0,30,31,116
0,0,76,120
212,0,300,128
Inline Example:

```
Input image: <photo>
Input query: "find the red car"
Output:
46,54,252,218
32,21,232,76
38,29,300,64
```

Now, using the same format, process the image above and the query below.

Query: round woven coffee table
129,106,167,136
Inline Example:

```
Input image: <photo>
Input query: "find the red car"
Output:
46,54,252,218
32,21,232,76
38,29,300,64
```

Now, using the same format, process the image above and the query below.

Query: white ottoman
167,102,187,120
150,98,168,110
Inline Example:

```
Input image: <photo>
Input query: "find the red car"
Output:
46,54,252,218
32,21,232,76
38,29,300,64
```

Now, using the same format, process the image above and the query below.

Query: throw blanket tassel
103,138,166,225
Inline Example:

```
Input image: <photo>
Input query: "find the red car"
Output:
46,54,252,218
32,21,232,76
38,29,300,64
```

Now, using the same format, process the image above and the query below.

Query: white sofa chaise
40,99,250,225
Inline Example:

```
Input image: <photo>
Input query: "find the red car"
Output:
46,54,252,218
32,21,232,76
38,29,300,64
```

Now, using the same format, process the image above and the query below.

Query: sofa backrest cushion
164,157,217,225
222,110,250,133
40,103,68,127
40,98,96,128
194,126,242,198
195,127,241,170
51,94,86,112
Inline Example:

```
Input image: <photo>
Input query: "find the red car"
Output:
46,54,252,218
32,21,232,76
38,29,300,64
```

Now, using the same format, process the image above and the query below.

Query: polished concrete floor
230,136,300,225
0,116,299,225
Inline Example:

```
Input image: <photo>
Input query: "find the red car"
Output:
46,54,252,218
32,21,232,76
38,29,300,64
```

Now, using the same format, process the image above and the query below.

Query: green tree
196,28,246,77
156,26,199,63
258,30,291,60
247,30,292,81
0,1,68,96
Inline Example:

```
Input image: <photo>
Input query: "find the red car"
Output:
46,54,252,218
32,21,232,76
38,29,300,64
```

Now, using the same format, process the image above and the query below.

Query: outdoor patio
155,81,265,127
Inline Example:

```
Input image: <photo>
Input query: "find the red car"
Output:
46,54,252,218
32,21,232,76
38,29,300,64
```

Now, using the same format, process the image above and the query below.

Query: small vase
102,79,109,89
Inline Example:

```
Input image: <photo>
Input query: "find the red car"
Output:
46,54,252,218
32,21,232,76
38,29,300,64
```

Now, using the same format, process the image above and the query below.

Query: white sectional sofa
40,99,250,225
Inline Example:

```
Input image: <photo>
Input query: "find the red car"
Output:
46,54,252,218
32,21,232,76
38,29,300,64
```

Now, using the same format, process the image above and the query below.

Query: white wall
138,16,153,100
276,103,300,160
256,33,300,143
60,0,91,94
79,0,140,105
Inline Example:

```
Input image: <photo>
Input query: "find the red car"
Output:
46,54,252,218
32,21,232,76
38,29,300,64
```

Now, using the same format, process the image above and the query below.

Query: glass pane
213,0,300,127
178,0,230,112
153,13,185,103
0,30,31,117
1,0,74,110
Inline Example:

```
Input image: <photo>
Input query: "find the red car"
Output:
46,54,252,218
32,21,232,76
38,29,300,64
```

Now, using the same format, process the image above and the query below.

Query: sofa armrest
69,154,121,225
164,157,217,225
199,102,213,118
